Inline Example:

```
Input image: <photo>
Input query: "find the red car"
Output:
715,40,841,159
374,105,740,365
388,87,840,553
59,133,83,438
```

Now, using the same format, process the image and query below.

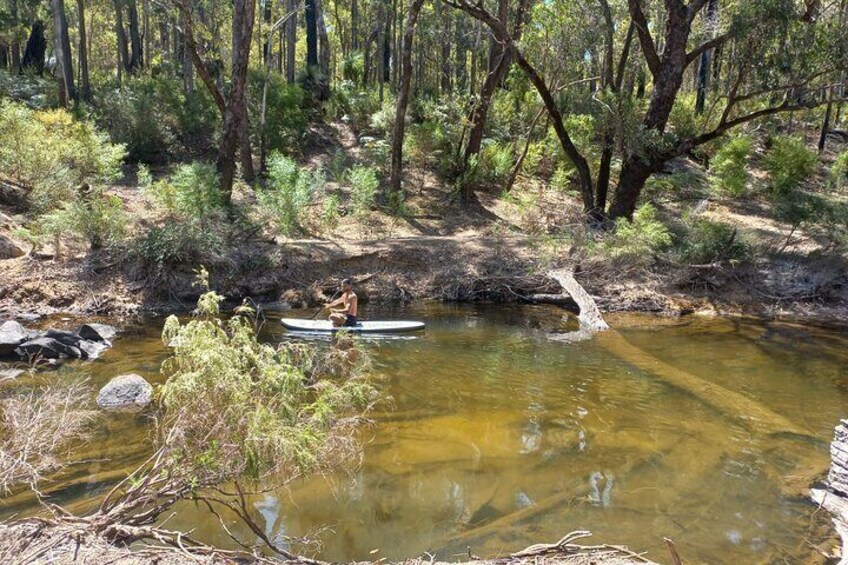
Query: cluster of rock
811,420,848,563
0,321,117,362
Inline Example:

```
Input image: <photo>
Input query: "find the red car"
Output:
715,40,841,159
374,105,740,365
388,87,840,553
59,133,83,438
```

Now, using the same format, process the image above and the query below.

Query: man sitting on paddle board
326,279,359,327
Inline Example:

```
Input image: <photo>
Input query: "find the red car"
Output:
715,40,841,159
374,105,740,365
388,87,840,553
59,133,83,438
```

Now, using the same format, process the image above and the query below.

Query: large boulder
77,323,118,343
0,234,24,260
15,337,75,360
97,373,153,410
0,321,28,356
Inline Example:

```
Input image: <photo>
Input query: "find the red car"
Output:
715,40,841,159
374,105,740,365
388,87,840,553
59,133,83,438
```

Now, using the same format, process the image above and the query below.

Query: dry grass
0,381,96,494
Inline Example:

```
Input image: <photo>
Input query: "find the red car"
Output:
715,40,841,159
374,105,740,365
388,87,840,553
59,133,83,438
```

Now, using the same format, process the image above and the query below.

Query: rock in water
97,373,153,409
77,339,109,360
0,234,24,260
77,323,118,343
0,321,28,356
15,337,73,360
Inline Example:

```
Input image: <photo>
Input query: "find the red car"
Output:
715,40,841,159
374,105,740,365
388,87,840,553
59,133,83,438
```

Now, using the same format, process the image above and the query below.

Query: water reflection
1,305,845,564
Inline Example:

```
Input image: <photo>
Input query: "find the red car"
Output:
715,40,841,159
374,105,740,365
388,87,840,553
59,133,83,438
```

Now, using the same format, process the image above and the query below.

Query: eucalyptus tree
442,0,848,221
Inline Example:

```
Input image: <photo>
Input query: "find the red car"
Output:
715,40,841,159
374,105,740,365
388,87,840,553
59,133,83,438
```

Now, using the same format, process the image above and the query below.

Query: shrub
0,69,55,108
600,204,672,263
248,71,309,154
257,153,316,235
0,100,125,211
146,162,223,220
550,164,574,193
675,219,748,264
348,165,379,218
763,135,817,196
321,193,342,231
132,222,224,271
829,150,848,192
97,76,218,161
710,136,753,197
38,189,128,250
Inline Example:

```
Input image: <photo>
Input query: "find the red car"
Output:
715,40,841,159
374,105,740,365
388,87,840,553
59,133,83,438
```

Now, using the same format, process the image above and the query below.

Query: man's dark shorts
343,315,359,327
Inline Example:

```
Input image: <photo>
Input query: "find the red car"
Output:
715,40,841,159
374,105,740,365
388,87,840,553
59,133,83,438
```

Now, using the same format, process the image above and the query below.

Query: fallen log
547,269,608,332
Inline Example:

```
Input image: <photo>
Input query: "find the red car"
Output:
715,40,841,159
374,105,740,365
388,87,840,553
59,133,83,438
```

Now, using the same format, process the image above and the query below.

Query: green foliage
829,150,848,192
248,71,309,154
37,189,128,250
550,164,574,193
763,135,817,196
369,93,396,134
328,80,380,131
600,204,672,263
158,291,375,482
0,70,55,108
348,165,379,218
97,76,218,162
643,170,707,199
710,136,753,197
0,100,125,211
321,193,341,231
132,222,224,271
257,153,319,235
146,162,223,220
675,219,748,264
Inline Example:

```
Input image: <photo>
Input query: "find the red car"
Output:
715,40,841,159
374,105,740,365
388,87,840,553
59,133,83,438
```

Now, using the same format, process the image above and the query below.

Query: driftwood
547,270,608,332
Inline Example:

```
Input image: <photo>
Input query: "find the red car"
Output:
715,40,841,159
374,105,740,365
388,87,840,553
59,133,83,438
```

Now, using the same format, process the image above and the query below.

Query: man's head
341,278,353,292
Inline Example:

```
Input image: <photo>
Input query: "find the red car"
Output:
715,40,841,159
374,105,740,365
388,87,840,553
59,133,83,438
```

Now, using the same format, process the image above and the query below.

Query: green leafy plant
600,203,672,263
38,189,128,250
321,193,342,231
675,219,748,264
0,100,125,211
146,162,223,221
829,150,848,192
257,153,317,235
132,222,224,271
763,135,817,196
348,165,379,219
710,135,753,197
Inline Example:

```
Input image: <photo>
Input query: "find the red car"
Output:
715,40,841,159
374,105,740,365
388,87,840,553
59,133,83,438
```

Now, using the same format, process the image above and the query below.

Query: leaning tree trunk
21,20,47,74
51,0,76,105
462,0,511,175
389,0,426,200
76,0,91,102
216,0,256,204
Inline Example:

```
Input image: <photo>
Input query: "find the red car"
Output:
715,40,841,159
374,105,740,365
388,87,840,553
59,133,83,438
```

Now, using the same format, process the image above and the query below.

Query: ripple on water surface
2,305,845,563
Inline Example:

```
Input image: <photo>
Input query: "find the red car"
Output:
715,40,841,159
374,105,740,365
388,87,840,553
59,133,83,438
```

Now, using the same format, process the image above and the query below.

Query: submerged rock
97,373,153,409
0,320,28,356
78,323,118,343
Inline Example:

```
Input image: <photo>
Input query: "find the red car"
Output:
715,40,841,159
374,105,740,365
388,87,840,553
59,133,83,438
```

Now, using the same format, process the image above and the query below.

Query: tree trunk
182,31,194,94
10,0,21,70
76,0,91,101
113,0,129,77
51,0,76,105
440,12,452,93
377,1,385,102
215,0,256,203
127,0,143,71
317,0,331,97
462,0,510,174
21,20,47,74
695,0,718,114
285,0,296,83
389,0,426,199
819,94,833,153
454,16,468,93
305,0,318,68
351,0,359,51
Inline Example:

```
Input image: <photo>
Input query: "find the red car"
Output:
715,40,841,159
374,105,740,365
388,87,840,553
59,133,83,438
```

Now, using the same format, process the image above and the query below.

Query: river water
1,303,846,563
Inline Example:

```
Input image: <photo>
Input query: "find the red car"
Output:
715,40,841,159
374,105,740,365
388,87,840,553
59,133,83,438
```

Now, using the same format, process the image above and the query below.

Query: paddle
309,290,340,319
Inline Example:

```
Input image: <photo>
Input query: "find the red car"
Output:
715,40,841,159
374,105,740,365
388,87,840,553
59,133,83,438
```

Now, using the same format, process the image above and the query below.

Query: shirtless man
326,278,359,327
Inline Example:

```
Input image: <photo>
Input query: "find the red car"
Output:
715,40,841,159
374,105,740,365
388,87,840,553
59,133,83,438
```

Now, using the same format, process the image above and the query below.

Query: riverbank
1,229,846,325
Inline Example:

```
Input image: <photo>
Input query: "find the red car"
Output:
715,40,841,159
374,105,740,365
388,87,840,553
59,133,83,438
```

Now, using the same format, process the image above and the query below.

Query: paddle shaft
310,290,340,319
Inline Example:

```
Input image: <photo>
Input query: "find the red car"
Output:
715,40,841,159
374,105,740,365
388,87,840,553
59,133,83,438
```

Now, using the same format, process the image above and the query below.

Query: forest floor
1,121,847,325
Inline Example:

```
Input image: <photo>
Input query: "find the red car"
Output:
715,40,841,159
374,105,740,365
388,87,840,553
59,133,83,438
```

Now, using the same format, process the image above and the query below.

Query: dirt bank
1,229,846,325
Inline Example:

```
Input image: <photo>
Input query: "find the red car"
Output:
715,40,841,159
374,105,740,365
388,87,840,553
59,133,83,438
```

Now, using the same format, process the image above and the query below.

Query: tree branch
628,0,661,76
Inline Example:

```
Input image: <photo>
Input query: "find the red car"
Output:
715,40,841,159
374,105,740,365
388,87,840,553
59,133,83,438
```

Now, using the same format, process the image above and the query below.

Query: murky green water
2,304,846,563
